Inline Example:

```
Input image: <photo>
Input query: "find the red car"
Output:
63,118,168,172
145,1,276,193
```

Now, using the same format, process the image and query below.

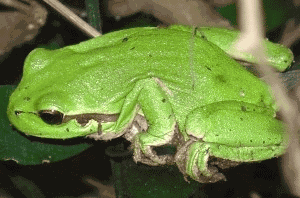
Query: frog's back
79,26,274,132
77,26,272,105
40,27,204,101
77,26,274,123
21,26,273,116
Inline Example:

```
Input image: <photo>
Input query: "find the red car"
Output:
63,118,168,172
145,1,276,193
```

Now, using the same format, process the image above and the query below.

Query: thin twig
43,0,101,37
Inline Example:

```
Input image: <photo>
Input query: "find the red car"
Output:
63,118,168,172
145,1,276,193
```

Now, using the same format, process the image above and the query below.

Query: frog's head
8,90,119,139
7,48,120,139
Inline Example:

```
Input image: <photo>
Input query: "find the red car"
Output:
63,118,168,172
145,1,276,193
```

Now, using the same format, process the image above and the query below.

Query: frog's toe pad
191,166,227,183
206,166,227,183
132,144,173,166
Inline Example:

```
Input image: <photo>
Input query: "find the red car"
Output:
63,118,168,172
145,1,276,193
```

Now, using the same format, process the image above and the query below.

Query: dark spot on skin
241,106,247,111
149,54,152,58
215,134,219,137
201,35,205,39
24,97,30,101
162,98,166,103
205,66,211,71
122,37,128,42
250,140,253,142
168,114,172,119
15,111,22,116
97,124,102,134
130,47,135,50
66,128,69,132
215,75,227,83
263,141,265,144
240,117,243,121
260,96,265,103
24,86,29,89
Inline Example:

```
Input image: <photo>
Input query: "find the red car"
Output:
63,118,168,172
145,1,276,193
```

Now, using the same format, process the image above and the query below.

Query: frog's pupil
39,110,63,125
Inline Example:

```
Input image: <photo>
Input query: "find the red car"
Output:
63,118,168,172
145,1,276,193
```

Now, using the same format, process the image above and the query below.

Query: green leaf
217,0,292,31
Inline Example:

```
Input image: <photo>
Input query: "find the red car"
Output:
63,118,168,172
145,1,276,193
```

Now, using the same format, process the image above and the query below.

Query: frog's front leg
175,101,286,183
120,78,177,166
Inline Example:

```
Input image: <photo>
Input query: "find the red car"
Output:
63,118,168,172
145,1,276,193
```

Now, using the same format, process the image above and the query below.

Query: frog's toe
133,147,160,165
132,137,173,166
132,142,159,166
191,166,226,183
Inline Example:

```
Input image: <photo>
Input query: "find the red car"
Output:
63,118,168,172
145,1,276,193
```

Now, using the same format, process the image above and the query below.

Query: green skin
7,25,292,183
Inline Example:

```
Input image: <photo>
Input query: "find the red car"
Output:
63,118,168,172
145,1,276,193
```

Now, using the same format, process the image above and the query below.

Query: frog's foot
123,114,172,165
175,138,226,183
123,114,176,165
132,133,175,166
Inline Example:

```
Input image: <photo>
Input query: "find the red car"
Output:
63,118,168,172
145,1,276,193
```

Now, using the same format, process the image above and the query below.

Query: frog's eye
38,110,64,125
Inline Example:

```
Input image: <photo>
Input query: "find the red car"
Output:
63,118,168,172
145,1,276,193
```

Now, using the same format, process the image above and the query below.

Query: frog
7,25,292,183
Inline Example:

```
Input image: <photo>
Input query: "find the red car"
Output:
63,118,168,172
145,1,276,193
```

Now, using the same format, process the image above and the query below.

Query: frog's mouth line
62,113,120,136
62,113,119,126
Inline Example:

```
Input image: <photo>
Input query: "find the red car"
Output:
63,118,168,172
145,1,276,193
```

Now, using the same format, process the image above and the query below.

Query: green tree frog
7,25,292,183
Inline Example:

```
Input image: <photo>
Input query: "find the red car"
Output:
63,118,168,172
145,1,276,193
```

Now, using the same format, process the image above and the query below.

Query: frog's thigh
137,78,176,146
209,144,285,162
186,100,285,162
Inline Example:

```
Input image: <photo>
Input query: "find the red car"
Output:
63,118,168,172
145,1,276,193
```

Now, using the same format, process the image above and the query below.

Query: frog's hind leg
175,100,285,183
